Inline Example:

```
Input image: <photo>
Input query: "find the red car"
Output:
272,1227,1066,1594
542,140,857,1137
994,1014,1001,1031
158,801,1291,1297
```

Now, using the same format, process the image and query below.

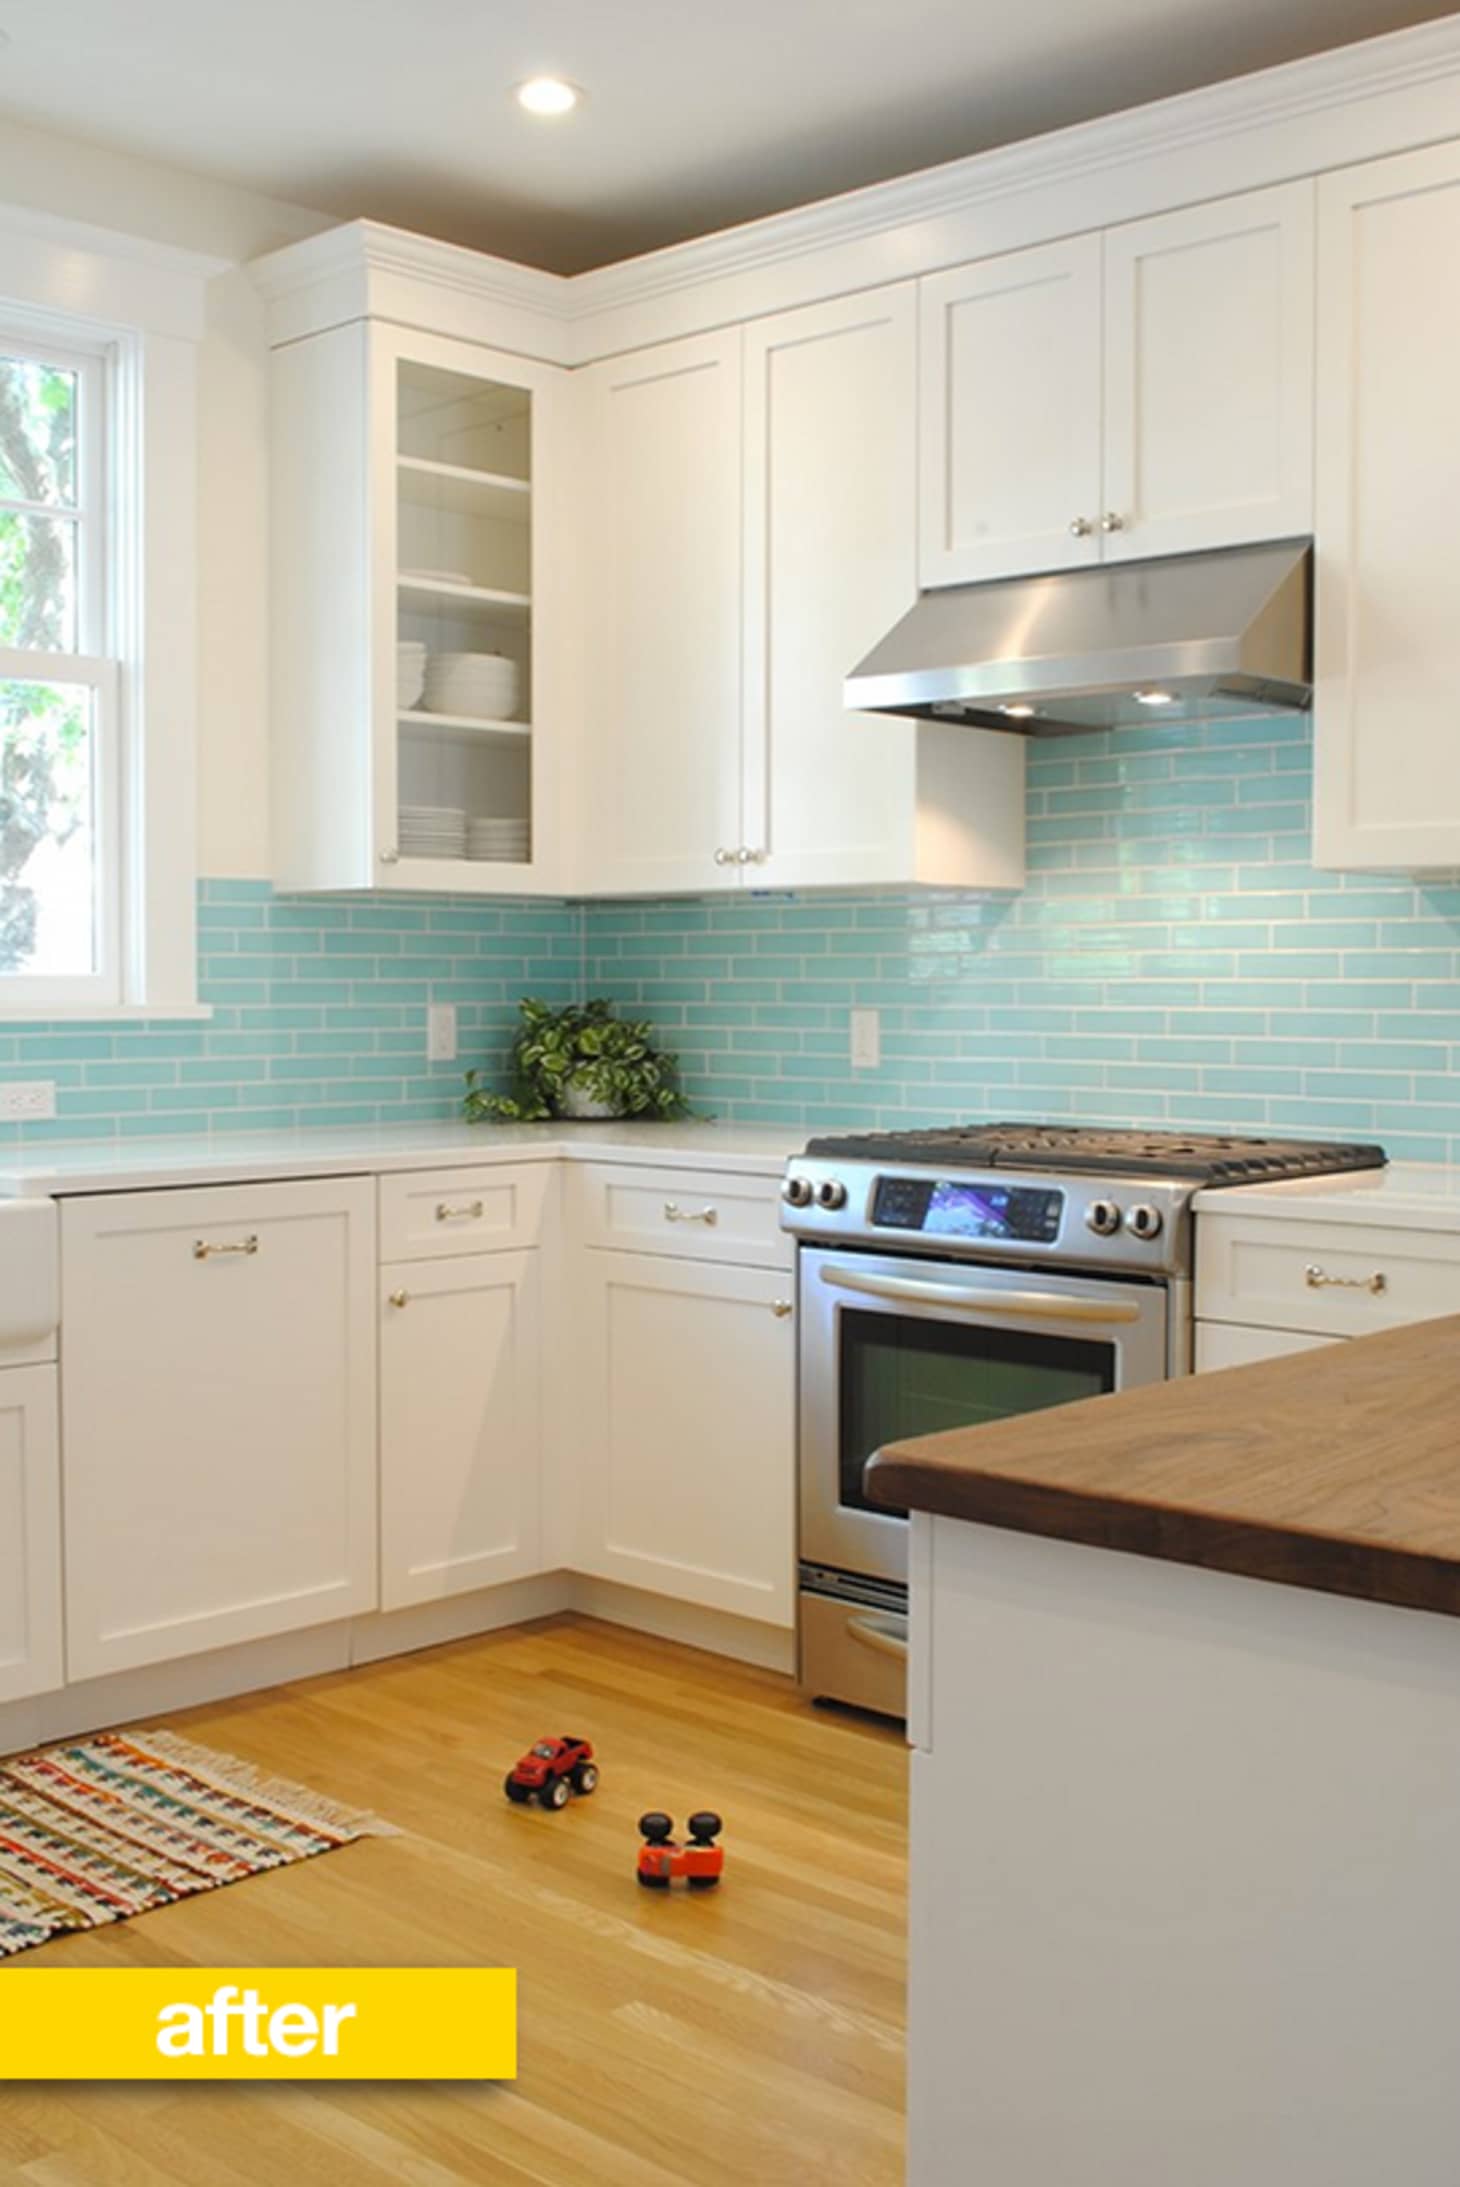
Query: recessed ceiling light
1135,688,1176,707
516,77,581,117
999,702,1039,720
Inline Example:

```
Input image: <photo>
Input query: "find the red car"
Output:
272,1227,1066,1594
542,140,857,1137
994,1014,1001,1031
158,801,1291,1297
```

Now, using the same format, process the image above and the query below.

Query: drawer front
578,1163,791,1270
379,1164,550,1261
1194,1320,1343,1372
1196,1214,1460,1338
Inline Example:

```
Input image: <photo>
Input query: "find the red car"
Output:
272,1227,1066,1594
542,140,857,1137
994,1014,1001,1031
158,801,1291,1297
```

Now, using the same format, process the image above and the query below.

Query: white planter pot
558,1083,620,1120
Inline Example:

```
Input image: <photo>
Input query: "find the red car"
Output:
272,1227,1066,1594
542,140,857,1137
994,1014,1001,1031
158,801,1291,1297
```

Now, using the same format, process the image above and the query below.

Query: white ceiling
0,0,1451,272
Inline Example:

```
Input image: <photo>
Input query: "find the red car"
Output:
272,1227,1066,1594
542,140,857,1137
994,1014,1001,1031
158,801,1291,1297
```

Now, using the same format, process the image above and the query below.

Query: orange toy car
636,1810,724,1888
505,1736,599,1811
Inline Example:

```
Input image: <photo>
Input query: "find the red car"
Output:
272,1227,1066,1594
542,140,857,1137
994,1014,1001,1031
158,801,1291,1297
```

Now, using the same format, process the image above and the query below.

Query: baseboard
566,1577,796,1673
0,1574,793,1756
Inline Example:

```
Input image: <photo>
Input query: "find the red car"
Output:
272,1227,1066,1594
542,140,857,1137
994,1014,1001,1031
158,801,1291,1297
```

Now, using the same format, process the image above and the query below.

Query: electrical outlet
0,1080,56,1120
427,1003,458,1064
850,1008,881,1070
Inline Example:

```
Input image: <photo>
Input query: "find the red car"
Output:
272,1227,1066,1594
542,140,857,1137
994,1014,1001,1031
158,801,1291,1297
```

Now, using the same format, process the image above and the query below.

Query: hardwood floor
0,1616,907,2185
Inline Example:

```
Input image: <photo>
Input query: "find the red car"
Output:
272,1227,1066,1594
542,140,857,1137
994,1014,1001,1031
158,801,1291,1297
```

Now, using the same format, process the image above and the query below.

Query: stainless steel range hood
845,539,1312,735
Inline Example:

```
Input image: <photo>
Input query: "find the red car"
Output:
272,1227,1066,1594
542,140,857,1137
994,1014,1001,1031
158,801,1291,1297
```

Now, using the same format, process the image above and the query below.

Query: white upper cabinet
920,237,1104,586
1313,143,1460,870
744,286,1024,890
271,320,568,894
574,330,745,895
577,303,1024,896
919,182,1315,586
1102,185,1315,560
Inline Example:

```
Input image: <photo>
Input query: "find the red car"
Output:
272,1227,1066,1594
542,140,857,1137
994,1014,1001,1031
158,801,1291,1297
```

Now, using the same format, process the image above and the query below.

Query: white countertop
0,1119,805,1198
1194,1161,1460,1233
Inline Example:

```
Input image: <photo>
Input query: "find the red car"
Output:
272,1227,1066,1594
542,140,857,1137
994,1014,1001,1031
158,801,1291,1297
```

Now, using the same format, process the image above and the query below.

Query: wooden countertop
866,1315,1460,1617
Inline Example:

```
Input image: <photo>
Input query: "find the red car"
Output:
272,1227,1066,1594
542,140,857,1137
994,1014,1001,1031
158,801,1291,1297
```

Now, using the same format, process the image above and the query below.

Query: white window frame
0,328,122,1009
0,206,215,1022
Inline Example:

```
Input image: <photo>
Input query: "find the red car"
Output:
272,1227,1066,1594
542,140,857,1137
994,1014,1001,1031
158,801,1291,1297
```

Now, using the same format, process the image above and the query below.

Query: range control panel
779,1158,1194,1274
870,1176,1063,1244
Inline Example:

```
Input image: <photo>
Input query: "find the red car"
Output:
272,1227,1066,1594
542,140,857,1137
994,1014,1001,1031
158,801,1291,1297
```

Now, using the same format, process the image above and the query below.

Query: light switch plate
850,1007,881,1070
0,1080,56,1120
427,1003,458,1064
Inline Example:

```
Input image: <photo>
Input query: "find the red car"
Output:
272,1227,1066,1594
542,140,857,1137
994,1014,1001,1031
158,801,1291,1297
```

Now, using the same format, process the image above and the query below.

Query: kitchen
3,3,1460,2181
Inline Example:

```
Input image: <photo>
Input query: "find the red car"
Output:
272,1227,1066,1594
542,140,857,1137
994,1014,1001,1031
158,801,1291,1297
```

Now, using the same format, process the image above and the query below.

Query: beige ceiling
0,0,1452,271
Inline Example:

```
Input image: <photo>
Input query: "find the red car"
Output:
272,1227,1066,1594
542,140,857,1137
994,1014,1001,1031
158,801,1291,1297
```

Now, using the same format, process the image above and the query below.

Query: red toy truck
504,1736,599,1810
636,1810,724,1888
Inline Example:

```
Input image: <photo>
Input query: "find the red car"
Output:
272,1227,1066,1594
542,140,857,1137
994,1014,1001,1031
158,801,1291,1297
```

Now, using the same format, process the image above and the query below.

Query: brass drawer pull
771,1299,793,1319
435,1200,484,1222
664,1202,718,1226
193,1235,259,1261
1304,1262,1387,1296
389,1290,410,1309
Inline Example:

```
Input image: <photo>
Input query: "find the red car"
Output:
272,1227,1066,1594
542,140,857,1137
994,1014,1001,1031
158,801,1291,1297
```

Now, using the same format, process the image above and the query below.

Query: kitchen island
868,1316,1460,2187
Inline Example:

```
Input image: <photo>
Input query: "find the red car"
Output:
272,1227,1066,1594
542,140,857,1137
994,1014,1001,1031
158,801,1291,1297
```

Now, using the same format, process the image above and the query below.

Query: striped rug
0,1728,395,1958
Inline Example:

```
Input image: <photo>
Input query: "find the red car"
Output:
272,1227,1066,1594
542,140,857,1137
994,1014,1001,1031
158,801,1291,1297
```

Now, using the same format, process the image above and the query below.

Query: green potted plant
464,997,693,1123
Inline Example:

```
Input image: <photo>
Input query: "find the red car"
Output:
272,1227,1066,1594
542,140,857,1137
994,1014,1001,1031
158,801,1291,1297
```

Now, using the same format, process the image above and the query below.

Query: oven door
799,1245,1171,1587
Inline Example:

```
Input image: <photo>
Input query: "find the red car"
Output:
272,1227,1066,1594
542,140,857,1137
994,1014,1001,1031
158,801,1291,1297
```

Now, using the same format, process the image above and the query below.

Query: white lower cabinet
61,1180,378,1681
574,1249,796,1627
380,1251,543,1609
0,1365,62,1704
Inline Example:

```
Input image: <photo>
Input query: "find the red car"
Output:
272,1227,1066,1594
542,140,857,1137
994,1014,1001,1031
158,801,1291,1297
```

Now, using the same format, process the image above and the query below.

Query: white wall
0,116,330,878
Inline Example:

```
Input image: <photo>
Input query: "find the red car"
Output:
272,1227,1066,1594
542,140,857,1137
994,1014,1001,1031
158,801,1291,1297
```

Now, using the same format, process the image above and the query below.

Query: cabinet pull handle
193,1235,259,1261
379,848,399,865
771,1299,793,1318
737,847,768,865
1305,1263,1387,1296
1100,511,1126,533
714,848,736,866
389,1289,410,1309
1069,516,1093,537
664,1201,718,1227
436,1200,484,1222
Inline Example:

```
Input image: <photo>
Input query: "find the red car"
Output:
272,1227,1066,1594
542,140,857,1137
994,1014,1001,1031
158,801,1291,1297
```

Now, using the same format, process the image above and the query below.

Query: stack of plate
422,650,521,722
400,804,467,860
397,639,426,710
468,817,530,863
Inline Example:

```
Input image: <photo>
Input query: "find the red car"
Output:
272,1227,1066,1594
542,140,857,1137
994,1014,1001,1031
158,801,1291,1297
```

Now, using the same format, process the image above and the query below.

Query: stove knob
1085,1198,1122,1237
1125,1203,1164,1241
815,1178,849,1211
781,1174,814,1208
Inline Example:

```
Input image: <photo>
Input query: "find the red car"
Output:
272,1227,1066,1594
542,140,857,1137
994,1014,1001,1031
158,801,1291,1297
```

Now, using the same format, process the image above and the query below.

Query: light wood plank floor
0,1616,907,2185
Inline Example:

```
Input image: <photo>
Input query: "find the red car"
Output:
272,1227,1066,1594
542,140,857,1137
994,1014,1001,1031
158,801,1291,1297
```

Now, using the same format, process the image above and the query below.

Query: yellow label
0,1968,516,2081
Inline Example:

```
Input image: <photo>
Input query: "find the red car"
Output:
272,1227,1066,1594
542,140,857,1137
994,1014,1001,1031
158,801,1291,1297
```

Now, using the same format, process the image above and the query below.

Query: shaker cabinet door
572,1251,795,1627
1313,142,1460,868
379,1251,543,1610
919,236,1104,587
575,330,745,893
61,1181,377,1680
1101,183,1315,561
0,1367,62,1704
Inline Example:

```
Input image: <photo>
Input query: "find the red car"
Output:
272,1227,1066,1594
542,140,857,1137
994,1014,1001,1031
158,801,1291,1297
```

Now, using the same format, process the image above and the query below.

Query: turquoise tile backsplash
0,883,581,1146
3,713,1459,1158
586,713,1460,1163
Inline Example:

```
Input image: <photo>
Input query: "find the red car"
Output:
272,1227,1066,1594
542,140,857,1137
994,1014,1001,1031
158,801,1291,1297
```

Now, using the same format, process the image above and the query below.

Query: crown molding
565,14,1460,326
248,15,1460,363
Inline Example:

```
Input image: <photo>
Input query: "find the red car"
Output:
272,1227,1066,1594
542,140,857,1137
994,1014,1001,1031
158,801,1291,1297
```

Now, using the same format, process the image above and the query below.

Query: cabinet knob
1100,511,1126,533
771,1299,793,1319
379,848,400,865
714,848,736,866
389,1289,410,1309
737,847,768,865
1069,516,1093,537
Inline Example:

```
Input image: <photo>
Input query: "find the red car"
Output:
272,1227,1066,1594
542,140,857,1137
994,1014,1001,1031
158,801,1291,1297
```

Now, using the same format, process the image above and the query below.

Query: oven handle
819,1263,1144,1325
847,1613,908,1661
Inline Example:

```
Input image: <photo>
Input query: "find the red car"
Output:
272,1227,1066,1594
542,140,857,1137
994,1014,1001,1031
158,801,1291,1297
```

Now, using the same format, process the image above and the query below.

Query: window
0,330,118,1008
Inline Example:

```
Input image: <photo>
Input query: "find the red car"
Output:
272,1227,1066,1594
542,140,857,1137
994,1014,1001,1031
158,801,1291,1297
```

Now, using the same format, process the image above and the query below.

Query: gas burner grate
802,1122,1387,1184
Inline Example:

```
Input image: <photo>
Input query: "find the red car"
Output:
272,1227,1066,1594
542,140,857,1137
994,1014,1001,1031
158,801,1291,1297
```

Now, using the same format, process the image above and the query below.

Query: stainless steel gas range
779,1123,1385,1718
